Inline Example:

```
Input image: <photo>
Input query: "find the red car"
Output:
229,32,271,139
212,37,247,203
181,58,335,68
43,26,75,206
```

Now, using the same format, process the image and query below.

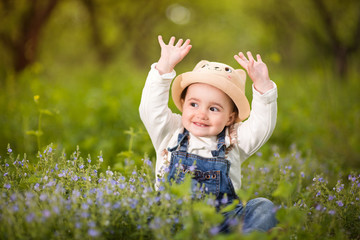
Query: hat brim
171,72,250,122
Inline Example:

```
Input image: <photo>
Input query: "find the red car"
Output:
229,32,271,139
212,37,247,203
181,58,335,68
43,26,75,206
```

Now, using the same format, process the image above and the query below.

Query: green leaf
272,181,294,200
170,173,192,198
40,109,53,116
193,200,222,225
276,207,306,227
26,130,43,136
221,199,240,213
236,184,256,203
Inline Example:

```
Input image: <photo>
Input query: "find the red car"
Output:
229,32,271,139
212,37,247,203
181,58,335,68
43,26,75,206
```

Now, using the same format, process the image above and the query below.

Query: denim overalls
167,128,277,233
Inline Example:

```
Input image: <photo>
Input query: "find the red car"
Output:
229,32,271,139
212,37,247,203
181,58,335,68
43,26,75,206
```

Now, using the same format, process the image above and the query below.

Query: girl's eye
225,67,232,73
190,103,198,107
210,107,219,112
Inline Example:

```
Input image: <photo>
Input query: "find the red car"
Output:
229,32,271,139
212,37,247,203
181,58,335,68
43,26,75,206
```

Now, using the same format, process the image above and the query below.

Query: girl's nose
196,109,208,120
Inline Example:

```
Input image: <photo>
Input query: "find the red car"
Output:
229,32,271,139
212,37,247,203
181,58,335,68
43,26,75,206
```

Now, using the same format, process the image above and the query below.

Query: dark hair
180,86,189,101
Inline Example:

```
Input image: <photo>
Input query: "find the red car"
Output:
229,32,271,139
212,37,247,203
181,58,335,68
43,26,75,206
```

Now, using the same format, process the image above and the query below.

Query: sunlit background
0,0,359,171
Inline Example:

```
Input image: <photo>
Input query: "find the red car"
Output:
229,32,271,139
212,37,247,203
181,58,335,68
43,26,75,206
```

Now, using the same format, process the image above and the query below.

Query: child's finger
247,51,254,61
249,58,255,69
169,36,176,45
256,54,263,62
175,39,184,47
234,54,248,70
181,39,191,49
237,52,248,62
158,35,165,47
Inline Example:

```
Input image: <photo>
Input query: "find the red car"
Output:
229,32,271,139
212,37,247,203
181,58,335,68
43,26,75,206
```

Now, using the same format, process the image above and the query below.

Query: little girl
139,35,278,233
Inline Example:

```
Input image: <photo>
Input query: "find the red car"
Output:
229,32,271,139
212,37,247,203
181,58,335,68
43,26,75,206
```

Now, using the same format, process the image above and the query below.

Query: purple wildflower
53,206,60,215
42,210,51,218
72,175,79,181
210,226,220,235
113,202,121,209
88,221,96,228
144,158,152,166
39,194,47,201
164,193,171,201
88,229,100,237
336,200,344,207
221,196,228,205
26,213,35,222
12,204,19,212
336,184,344,192
328,210,336,215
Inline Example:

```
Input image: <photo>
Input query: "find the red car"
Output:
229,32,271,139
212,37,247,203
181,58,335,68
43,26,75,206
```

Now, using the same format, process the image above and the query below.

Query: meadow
1,141,359,239
1,55,360,239
1,1,360,238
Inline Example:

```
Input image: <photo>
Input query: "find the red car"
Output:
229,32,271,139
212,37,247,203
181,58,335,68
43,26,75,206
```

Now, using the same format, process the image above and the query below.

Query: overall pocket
192,169,221,197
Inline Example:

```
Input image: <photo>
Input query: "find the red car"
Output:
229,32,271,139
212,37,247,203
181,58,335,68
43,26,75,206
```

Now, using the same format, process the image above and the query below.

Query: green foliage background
0,0,359,172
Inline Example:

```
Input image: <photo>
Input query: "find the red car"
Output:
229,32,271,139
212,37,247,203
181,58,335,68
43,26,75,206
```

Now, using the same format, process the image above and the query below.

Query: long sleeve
235,83,278,161
139,63,182,151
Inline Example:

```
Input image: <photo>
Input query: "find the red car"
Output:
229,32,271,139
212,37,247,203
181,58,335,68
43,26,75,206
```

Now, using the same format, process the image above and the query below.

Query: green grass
0,58,359,239
0,143,359,239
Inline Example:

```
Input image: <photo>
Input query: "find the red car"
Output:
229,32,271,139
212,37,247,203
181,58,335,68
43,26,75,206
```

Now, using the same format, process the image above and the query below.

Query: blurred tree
96,0,168,66
0,0,170,74
80,0,114,64
247,0,360,79
310,0,360,78
0,0,59,73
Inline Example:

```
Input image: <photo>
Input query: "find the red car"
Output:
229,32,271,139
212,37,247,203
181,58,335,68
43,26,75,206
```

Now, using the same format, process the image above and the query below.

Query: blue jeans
219,197,277,233
167,129,277,233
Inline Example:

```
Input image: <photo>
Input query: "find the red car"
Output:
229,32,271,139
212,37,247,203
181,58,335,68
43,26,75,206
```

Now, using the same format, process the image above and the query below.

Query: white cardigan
139,63,278,190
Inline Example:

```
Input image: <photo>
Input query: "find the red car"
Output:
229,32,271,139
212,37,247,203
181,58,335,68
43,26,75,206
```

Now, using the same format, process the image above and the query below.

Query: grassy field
0,143,359,239
0,57,359,239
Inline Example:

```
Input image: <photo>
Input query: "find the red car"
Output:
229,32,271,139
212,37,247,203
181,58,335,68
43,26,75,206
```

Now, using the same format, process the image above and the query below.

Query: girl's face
181,83,236,137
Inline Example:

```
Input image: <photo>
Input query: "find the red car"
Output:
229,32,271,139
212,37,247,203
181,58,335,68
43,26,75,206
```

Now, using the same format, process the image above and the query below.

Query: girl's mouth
193,122,209,127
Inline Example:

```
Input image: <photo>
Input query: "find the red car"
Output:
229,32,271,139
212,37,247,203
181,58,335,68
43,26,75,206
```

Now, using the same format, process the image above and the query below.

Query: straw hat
171,60,250,122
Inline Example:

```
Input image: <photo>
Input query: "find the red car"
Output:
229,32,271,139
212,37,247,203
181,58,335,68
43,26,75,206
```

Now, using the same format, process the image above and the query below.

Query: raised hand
156,35,192,75
234,51,273,94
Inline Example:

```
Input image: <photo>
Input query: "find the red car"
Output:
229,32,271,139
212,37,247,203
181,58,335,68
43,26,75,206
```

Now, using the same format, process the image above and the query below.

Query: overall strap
211,128,226,158
167,128,189,152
